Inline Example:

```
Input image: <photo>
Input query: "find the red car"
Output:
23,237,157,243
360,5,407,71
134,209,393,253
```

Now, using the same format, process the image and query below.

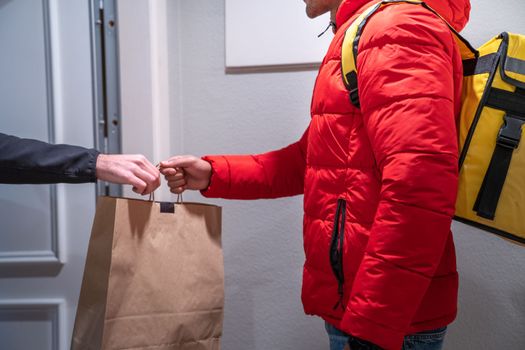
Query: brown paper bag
71,196,224,350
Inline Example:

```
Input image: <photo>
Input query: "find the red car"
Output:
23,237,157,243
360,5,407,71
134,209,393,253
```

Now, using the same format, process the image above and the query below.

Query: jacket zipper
330,198,347,310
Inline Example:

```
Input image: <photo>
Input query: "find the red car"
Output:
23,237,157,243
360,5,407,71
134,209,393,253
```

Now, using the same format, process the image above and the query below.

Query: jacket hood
335,0,471,32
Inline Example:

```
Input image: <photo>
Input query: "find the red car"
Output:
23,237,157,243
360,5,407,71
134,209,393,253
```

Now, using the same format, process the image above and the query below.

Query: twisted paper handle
148,163,184,204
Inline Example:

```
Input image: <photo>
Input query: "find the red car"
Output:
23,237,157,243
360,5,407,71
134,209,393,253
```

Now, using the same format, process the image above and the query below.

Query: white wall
165,1,327,349
118,0,174,202
121,0,525,349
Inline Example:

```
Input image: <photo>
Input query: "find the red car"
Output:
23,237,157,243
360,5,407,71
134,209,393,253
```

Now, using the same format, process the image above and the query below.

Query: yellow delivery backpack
341,0,525,244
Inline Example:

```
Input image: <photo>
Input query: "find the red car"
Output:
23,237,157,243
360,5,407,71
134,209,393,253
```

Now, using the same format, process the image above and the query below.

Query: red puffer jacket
202,0,470,348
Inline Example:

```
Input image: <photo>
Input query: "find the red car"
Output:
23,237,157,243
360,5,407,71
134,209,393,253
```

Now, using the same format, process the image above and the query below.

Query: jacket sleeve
201,127,309,199
339,8,460,350
0,133,100,184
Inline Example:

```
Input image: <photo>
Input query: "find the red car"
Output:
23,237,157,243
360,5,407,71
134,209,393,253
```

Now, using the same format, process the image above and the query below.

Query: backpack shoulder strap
341,0,478,108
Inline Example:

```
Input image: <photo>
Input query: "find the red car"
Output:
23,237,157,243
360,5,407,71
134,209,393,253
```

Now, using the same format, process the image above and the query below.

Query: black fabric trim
463,53,499,76
458,47,503,169
454,216,525,245
329,198,347,310
505,56,525,76
499,32,525,89
486,87,525,118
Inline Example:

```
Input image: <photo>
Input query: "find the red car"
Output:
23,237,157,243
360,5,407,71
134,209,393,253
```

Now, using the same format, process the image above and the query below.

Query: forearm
202,128,309,199
202,142,306,199
0,133,99,184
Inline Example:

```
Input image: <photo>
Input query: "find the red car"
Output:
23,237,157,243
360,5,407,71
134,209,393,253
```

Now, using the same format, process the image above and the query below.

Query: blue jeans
325,322,447,350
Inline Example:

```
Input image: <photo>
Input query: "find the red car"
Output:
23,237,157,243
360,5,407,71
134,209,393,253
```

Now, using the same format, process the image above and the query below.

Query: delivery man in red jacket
161,0,469,348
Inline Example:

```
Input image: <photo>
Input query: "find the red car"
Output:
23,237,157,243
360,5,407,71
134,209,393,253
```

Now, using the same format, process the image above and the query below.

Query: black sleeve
0,133,100,184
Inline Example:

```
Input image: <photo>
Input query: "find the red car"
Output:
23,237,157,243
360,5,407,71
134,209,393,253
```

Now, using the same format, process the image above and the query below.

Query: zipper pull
318,21,336,37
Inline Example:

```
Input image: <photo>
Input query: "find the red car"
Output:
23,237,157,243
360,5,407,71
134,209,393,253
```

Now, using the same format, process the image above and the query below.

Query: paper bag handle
148,162,184,206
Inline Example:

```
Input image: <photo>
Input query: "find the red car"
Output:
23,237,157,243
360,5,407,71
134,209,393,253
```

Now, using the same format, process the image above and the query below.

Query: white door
0,1,102,348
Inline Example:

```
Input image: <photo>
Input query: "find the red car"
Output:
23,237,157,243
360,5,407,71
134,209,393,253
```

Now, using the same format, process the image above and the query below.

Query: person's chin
305,5,328,19
305,8,320,18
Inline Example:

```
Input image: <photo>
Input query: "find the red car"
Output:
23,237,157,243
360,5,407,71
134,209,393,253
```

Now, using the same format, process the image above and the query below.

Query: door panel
0,0,58,266
0,0,98,349
0,300,64,350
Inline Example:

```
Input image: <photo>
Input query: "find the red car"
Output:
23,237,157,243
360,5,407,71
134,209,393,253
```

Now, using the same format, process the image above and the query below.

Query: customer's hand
160,155,212,194
95,154,160,195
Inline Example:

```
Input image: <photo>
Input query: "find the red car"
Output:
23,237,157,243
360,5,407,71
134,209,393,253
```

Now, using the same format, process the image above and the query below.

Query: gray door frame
90,0,122,197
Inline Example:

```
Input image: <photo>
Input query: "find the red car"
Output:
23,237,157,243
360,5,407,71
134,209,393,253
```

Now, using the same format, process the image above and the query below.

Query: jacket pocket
329,198,346,310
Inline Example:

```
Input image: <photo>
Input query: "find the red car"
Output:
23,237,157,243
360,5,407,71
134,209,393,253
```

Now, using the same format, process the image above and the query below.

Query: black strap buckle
345,71,360,108
349,88,360,108
496,114,525,149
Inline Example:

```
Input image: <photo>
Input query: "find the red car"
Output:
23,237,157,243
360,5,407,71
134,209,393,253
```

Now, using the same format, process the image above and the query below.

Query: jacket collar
335,0,471,33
